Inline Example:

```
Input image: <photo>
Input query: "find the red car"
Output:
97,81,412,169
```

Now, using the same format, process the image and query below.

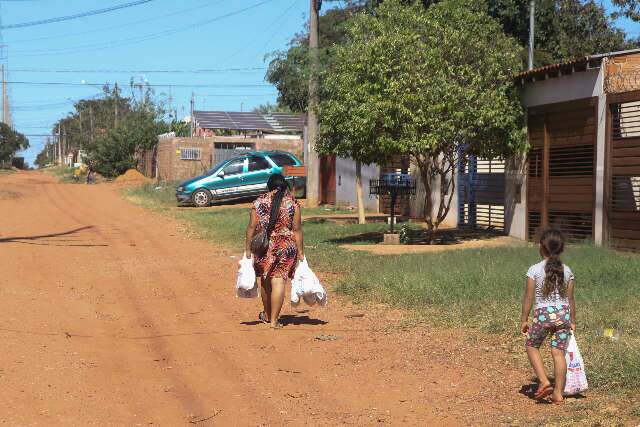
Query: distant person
520,229,576,404
245,174,303,329
86,167,95,185
73,167,81,183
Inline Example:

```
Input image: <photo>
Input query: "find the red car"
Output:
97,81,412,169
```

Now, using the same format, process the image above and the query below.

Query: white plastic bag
564,335,588,396
236,253,258,298
291,258,328,307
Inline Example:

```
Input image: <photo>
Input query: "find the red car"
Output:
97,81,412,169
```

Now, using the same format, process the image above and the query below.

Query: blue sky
1,0,638,166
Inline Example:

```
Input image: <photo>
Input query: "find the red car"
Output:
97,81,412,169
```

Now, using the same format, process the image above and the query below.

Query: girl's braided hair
540,229,567,298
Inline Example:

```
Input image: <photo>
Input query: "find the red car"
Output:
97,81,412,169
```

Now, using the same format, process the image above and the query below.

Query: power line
9,67,266,74
6,0,224,45
5,81,272,88
9,0,277,57
1,0,153,30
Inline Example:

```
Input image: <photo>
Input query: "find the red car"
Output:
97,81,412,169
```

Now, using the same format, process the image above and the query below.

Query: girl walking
520,229,576,404
245,174,303,329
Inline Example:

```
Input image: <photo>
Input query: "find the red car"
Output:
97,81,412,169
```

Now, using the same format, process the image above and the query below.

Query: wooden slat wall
527,100,596,241
608,100,640,250
458,157,506,230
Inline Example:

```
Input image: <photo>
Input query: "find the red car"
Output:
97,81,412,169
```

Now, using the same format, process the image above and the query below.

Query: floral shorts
526,305,572,351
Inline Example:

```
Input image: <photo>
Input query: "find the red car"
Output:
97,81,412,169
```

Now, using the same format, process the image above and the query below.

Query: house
141,111,305,182
504,48,640,250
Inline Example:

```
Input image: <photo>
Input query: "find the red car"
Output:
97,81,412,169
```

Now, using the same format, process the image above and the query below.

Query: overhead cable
1,0,153,30
10,0,276,57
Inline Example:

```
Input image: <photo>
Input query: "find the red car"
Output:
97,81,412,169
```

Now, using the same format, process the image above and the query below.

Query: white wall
335,157,380,212
522,68,603,107
409,161,458,228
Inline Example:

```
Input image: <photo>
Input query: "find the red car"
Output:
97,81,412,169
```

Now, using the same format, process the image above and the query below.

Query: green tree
319,0,525,234
0,123,30,166
252,102,292,114
267,0,634,110
85,105,168,178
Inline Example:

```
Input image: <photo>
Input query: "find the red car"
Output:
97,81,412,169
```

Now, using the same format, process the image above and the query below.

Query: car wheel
192,189,212,207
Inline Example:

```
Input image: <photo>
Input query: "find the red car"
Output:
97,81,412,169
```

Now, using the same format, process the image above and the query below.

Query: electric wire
10,0,277,58
4,81,272,88
6,0,224,45
9,67,266,74
1,0,153,30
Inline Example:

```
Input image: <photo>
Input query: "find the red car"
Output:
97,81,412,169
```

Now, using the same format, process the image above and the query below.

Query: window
180,148,201,161
248,156,271,172
222,158,245,176
269,153,296,167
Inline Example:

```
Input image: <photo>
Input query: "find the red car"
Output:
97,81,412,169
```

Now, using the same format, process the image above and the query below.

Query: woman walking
245,174,303,329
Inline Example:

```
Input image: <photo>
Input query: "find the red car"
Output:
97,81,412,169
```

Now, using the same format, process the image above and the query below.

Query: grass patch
124,183,640,395
44,166,84,183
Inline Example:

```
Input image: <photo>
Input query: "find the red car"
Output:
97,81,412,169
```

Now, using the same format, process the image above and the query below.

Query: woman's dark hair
540,229,566,298
265,174,290,236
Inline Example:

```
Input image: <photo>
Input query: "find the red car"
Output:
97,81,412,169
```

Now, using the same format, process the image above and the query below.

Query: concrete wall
504,156,528,240
409,160,458,227
522,68,603,107
335,157,379,212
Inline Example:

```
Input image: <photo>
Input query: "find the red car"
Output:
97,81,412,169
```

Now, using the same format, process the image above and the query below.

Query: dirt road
1,171,558,426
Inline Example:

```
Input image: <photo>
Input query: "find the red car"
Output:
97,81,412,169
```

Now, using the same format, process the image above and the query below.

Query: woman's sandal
534,384,554,400
258,311,269,324
550,398,565,405
270,321,283,330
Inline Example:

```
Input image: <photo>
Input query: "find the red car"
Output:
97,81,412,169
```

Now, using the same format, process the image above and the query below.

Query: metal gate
526,99,596,241
458,156,506,230
607,98,640,250
212,143,253,164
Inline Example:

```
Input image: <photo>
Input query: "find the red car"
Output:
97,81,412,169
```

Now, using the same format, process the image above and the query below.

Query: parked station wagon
175,151,304,207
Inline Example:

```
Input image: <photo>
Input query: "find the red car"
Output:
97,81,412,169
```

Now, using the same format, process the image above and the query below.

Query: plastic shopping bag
564,335,588,396
291,258,328,307
236,253,258,298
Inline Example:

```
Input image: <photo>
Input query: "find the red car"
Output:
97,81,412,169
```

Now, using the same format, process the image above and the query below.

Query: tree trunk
355,160,366,224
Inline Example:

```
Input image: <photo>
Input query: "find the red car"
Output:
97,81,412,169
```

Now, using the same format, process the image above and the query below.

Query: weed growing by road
124,184,640,395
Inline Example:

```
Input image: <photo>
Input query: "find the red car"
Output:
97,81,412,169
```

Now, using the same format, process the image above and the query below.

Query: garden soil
0,171,619,426
114,168,151,185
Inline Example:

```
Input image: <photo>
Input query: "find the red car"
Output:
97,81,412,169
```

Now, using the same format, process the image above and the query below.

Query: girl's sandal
258,311,269,324
270,321,283,330
550,398,565,405
534,385,553,400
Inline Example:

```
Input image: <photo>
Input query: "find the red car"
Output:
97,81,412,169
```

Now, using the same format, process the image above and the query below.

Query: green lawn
125,183,640,396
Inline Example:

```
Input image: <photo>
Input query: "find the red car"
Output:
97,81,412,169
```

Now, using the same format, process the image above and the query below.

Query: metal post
390,191,397,233
528,0,535,71
306,0,321,207
190,92,195,138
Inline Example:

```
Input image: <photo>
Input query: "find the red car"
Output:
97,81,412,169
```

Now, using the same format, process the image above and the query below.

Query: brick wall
156,136,304,183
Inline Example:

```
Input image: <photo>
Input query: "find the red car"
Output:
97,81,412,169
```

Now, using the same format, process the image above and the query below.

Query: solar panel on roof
193,110,305,133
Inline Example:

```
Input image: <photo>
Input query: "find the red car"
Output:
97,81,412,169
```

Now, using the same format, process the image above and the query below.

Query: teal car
175,151,304,207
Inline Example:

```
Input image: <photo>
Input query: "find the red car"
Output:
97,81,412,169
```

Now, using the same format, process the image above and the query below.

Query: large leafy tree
319,0,525,233
0,123,30,166
84,104,168,178
267,0,634,111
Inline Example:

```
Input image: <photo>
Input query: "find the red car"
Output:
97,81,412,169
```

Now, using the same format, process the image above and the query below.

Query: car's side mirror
218,170,225,179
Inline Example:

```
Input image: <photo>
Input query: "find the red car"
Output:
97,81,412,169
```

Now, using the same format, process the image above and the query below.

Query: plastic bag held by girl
236,254,258,298
291,258,328,307
564,335,588,396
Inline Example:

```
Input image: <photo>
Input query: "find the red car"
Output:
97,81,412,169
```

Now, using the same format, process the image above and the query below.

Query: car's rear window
269,154,296,167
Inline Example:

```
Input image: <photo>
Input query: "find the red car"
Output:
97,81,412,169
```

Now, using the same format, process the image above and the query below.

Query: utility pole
190,92,195,138
57,125,62,166
528,0,535,71
114,82,119,127
1,64,6,124
306,0,321,207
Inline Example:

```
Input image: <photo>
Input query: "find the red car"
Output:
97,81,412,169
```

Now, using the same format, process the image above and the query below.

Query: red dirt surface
0,171,591,425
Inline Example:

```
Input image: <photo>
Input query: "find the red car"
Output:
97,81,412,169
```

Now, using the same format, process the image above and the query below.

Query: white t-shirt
526,260,574,308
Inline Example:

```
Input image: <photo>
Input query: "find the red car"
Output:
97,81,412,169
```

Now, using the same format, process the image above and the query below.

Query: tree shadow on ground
329,227,505,246
0,226,107,247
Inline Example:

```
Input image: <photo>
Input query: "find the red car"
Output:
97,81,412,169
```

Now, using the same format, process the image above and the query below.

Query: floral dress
253,190,299,280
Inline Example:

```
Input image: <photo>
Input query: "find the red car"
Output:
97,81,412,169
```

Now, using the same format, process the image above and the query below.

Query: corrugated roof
193,111,305,133
516,48,640,84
